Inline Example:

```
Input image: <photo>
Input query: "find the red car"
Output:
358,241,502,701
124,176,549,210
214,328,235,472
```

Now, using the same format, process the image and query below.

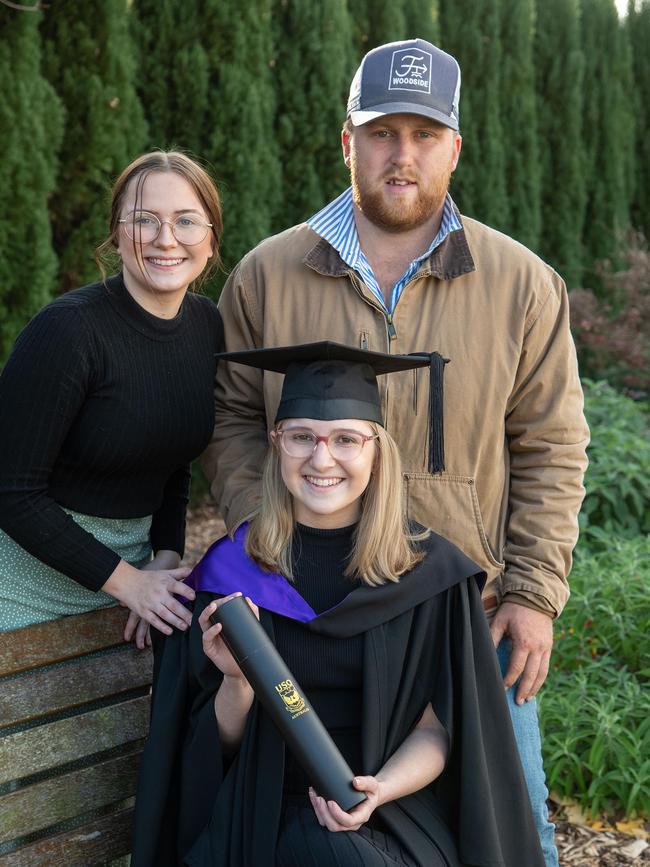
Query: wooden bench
0,607,153,865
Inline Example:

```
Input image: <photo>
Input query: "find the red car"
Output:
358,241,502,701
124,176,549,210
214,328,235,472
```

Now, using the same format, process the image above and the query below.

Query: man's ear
342,127,352,167
451,133,462,171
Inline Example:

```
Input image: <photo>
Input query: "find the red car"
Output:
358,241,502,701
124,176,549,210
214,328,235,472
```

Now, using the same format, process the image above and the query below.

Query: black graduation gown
131,531,544,867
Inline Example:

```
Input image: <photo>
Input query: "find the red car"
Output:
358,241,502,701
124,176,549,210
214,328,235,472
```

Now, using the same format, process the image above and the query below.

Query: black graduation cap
217,341,449,473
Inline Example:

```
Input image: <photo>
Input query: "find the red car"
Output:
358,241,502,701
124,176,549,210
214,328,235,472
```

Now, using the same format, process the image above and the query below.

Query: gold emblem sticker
275,679,306,715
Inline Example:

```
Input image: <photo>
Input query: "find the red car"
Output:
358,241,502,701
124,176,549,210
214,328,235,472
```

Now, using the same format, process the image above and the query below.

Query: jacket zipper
385,270,433,341
347,271,393,352
347,271,395,417
347,268,432,346
347,269,430,425
382,271,433,422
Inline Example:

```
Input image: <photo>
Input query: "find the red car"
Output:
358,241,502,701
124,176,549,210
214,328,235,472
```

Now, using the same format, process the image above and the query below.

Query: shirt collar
307,187,462,273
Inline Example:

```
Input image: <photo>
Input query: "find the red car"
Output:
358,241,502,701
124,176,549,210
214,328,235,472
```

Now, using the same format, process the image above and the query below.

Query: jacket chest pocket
404,473,504,584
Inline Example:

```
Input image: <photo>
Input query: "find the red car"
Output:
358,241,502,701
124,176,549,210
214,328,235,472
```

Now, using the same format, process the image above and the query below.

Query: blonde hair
245,423,427,586
95,150,222,290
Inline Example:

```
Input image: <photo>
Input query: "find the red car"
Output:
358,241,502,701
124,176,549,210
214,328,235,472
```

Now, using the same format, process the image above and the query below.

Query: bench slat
0,607,129,677
0,647,153,728
0,695,149,785
0,750,141,844
0,807,134,867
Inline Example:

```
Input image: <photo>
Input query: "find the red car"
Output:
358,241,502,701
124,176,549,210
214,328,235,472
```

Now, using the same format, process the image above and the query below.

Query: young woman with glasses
132,344,545,867
0,151,223,647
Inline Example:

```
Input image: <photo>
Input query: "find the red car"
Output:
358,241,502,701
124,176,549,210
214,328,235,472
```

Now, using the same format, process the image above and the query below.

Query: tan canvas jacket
205,215,589,618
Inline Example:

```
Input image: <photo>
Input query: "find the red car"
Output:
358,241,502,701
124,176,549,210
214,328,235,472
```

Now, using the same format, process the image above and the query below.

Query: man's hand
489,602,553,705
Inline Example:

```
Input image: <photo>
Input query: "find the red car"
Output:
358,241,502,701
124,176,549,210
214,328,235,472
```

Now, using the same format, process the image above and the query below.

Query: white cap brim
349,103,459,131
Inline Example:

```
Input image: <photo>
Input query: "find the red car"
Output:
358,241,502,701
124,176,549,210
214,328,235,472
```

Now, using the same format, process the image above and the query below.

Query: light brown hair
245,423,427,586
95,150,222,290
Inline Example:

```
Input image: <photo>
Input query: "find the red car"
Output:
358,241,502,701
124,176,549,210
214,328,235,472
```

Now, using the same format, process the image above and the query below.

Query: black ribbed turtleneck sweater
274,522,365,800
0,274,223,591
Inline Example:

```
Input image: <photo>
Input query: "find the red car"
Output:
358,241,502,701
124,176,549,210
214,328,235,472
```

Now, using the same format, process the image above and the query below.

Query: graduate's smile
275,418,376,530
303,475,345,488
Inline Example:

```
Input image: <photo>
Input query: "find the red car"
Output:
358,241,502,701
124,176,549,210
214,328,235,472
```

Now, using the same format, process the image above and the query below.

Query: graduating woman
0,151,223,646
132,343,544,866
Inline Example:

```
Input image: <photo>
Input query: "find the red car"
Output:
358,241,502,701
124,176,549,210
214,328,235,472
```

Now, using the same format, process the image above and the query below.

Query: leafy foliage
202,0,283,275
0,10,63,362
499,0,541,251
271,0,355,230
41,0,148,295
438,0,509,231
347,0,407,53
627,0,650,242
570,234,650,397
541,384,650,819
540,536,650,818
580,0,635,283
578,380,650,545
534,0,585,288
132,0,210,155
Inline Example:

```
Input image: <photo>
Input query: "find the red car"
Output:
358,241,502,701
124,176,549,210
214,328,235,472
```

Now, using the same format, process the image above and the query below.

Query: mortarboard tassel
427,352,449,474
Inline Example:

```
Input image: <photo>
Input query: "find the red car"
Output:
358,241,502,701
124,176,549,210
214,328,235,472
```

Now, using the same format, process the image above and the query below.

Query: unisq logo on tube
275,679,309,718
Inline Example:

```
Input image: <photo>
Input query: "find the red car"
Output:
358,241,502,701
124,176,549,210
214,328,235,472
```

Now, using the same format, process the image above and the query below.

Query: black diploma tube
211,595,366,811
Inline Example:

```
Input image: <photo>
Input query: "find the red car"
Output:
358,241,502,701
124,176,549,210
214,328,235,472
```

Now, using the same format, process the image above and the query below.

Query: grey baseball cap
347,38,461,130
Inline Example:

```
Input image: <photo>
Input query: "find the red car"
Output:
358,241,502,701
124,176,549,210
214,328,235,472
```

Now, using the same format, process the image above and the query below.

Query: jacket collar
303,209,476,283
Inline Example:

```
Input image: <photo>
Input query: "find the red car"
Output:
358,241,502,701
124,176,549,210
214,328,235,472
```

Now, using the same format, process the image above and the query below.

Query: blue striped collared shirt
307,187,462,314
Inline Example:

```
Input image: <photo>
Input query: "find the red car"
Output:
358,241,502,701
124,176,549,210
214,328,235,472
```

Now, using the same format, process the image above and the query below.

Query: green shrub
556,537,650,676
540,536,650,818
580,380,650,547
570,236,650,397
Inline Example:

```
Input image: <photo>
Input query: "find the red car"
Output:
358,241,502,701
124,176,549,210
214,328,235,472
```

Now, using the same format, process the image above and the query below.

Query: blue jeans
497,639,559,867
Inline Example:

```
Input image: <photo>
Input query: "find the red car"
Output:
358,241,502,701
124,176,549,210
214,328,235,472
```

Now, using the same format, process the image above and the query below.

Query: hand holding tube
200,593,260,679
208,594,366,812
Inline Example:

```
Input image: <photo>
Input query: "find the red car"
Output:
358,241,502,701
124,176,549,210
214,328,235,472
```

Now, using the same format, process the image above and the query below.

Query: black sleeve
132,594,225,867
0,306,121,590
432,579,546,867
150,464,191,557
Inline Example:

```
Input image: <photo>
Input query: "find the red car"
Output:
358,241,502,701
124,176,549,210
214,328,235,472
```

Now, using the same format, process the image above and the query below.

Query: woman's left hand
308,776,382,832
123,550,180,649
124,610,151,649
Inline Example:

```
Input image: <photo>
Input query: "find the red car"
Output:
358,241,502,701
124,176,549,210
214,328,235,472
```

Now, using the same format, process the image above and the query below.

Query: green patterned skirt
0,510,152,631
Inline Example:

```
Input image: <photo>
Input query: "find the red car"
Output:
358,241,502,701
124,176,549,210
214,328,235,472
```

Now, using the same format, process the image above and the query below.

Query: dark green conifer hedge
534,0,586,288
0,9,63,361
0,0,646,365
41,0,147,294
581,0,634,284
627,0,650,242
438,0,509,231
499,0,541,252
271,0,355,230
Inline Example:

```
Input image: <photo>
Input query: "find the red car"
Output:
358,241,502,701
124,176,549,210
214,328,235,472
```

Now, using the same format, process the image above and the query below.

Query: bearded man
204,39,589,866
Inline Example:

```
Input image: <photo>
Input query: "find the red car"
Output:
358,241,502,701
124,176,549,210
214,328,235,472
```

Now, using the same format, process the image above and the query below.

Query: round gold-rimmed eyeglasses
118,210,212,246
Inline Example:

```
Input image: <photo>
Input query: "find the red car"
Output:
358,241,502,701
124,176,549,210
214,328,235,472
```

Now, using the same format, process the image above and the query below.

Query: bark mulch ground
184,503,227,567
551,810,649,866
184,506,650,867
